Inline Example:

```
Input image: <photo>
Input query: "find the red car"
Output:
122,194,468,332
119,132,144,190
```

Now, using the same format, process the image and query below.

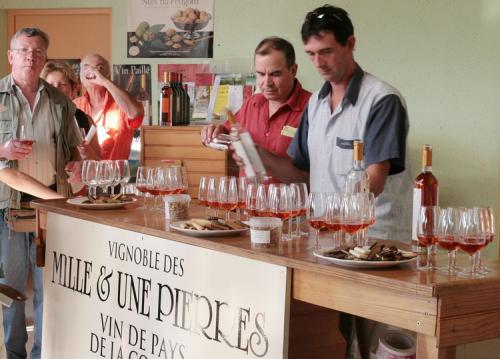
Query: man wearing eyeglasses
0,28,81,359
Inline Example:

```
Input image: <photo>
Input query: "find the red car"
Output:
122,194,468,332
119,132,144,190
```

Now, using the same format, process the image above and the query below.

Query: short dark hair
254,37,296,68
301,5,354,46
10,28,50,50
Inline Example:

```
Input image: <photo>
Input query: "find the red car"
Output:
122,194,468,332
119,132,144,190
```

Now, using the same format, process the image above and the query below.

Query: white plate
313,247,417,269
170,221,249,237
66,196,137,210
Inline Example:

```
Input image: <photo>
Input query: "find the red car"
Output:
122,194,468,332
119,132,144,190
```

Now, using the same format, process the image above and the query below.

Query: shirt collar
253,79,305,112
9,75,45,95
317,63,364,106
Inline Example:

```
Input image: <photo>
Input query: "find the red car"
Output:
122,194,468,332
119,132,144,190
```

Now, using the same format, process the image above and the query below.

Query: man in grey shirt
263,4,412,242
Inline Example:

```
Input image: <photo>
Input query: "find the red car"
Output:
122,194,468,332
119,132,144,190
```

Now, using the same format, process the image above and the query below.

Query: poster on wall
127,0,214,58
112,64,151,171
42,214,290,359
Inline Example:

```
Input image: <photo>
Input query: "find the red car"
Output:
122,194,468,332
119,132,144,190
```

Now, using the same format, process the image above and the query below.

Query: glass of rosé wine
269,184,293,240
325,192,342,248
416,206,440,271
307,192,326,250
17,124,35,159
436,207,462,274
457,207,487,278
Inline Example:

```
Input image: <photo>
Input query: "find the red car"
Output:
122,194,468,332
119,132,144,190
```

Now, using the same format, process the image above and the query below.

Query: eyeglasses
11,47,46,59
307,10,345,23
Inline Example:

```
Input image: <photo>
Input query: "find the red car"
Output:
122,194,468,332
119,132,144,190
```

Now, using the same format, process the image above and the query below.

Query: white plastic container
375,331,416,359
164,194,190,220
249,217,282,248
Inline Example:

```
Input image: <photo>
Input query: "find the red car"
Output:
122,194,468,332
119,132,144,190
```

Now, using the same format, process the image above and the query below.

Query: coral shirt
74,91,142,160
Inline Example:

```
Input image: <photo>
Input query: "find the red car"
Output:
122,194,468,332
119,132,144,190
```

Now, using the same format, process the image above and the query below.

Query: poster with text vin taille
127,0,214,58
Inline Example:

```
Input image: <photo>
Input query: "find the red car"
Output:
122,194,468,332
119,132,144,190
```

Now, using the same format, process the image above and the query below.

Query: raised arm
92,69,143,119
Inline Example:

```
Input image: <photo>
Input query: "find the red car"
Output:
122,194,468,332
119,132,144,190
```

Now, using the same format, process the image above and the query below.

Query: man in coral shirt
74,53,143,160
200,37,311,168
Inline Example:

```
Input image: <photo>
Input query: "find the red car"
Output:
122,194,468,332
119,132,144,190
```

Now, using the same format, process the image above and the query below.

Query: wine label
412,188,422,248
251,229,271,244
232,140,256,178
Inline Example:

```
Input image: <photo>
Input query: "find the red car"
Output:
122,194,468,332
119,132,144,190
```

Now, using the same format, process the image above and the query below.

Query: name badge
281,125,297,138
336,137,357,149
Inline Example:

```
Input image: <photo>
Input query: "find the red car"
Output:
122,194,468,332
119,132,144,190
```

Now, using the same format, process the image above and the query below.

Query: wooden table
33,200,500,359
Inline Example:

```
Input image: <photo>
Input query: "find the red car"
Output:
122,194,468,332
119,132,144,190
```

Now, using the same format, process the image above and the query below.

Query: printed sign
42,213,290,358
127,0,214,58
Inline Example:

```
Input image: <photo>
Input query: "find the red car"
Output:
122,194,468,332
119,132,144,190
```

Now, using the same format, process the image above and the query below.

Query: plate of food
66,195,137,210
313,243,417,269
170,218,248,237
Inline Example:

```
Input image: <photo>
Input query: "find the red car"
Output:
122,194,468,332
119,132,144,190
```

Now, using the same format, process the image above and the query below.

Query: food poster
127,0,214,58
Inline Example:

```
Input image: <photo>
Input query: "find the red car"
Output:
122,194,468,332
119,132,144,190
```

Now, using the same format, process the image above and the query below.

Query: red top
74,91,142,160
224,80,311,157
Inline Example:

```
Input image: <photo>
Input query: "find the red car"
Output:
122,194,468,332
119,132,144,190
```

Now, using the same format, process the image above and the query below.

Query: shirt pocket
0,108,14,137
332,136,354,176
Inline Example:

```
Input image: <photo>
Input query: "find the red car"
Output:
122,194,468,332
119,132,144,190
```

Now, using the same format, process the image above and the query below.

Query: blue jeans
0,215,43,359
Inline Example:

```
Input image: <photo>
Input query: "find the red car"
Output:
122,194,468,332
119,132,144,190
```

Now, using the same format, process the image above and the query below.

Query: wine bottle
136,73,150,126
227,110,267,180
160,72,172,126
171,73,181,126
345,140,370,194
412,144,439,249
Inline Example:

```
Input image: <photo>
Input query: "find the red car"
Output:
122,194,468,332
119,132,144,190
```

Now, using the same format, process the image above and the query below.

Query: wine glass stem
315,228,320,250
469,254,475,276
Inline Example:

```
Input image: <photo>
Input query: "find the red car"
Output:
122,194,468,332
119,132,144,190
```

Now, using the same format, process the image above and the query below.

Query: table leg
416,333,456,359
35,209,46,267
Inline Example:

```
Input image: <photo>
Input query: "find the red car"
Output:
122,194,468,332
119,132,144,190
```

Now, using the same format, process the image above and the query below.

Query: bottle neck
422,164,433,172
353,159,365,170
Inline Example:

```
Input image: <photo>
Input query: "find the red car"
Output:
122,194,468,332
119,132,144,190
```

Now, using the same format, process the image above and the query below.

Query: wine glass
340,193,364,246
198,176,208,206
146,167,161,211
291,183,308,237
206,176,218,216
436,207,461,274
255,183,269,217
116,160,131,195
269,184,293,240
245,182,258,218
17,124,35,159
135,166,148,208
307,192,326,250
458,208,487,278
237,177,248,220
81,160,98,198
96,160,114,196
474,207,494,274
325,192,342,248
359,192,375,246
218,176,238,219
416,206,440,271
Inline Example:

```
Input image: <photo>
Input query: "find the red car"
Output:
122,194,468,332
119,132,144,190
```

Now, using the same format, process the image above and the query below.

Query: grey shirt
288,65,412,241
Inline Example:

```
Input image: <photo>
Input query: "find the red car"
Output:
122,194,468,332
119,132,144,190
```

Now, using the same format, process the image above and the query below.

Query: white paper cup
164,194,190,220
249,217,282,248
